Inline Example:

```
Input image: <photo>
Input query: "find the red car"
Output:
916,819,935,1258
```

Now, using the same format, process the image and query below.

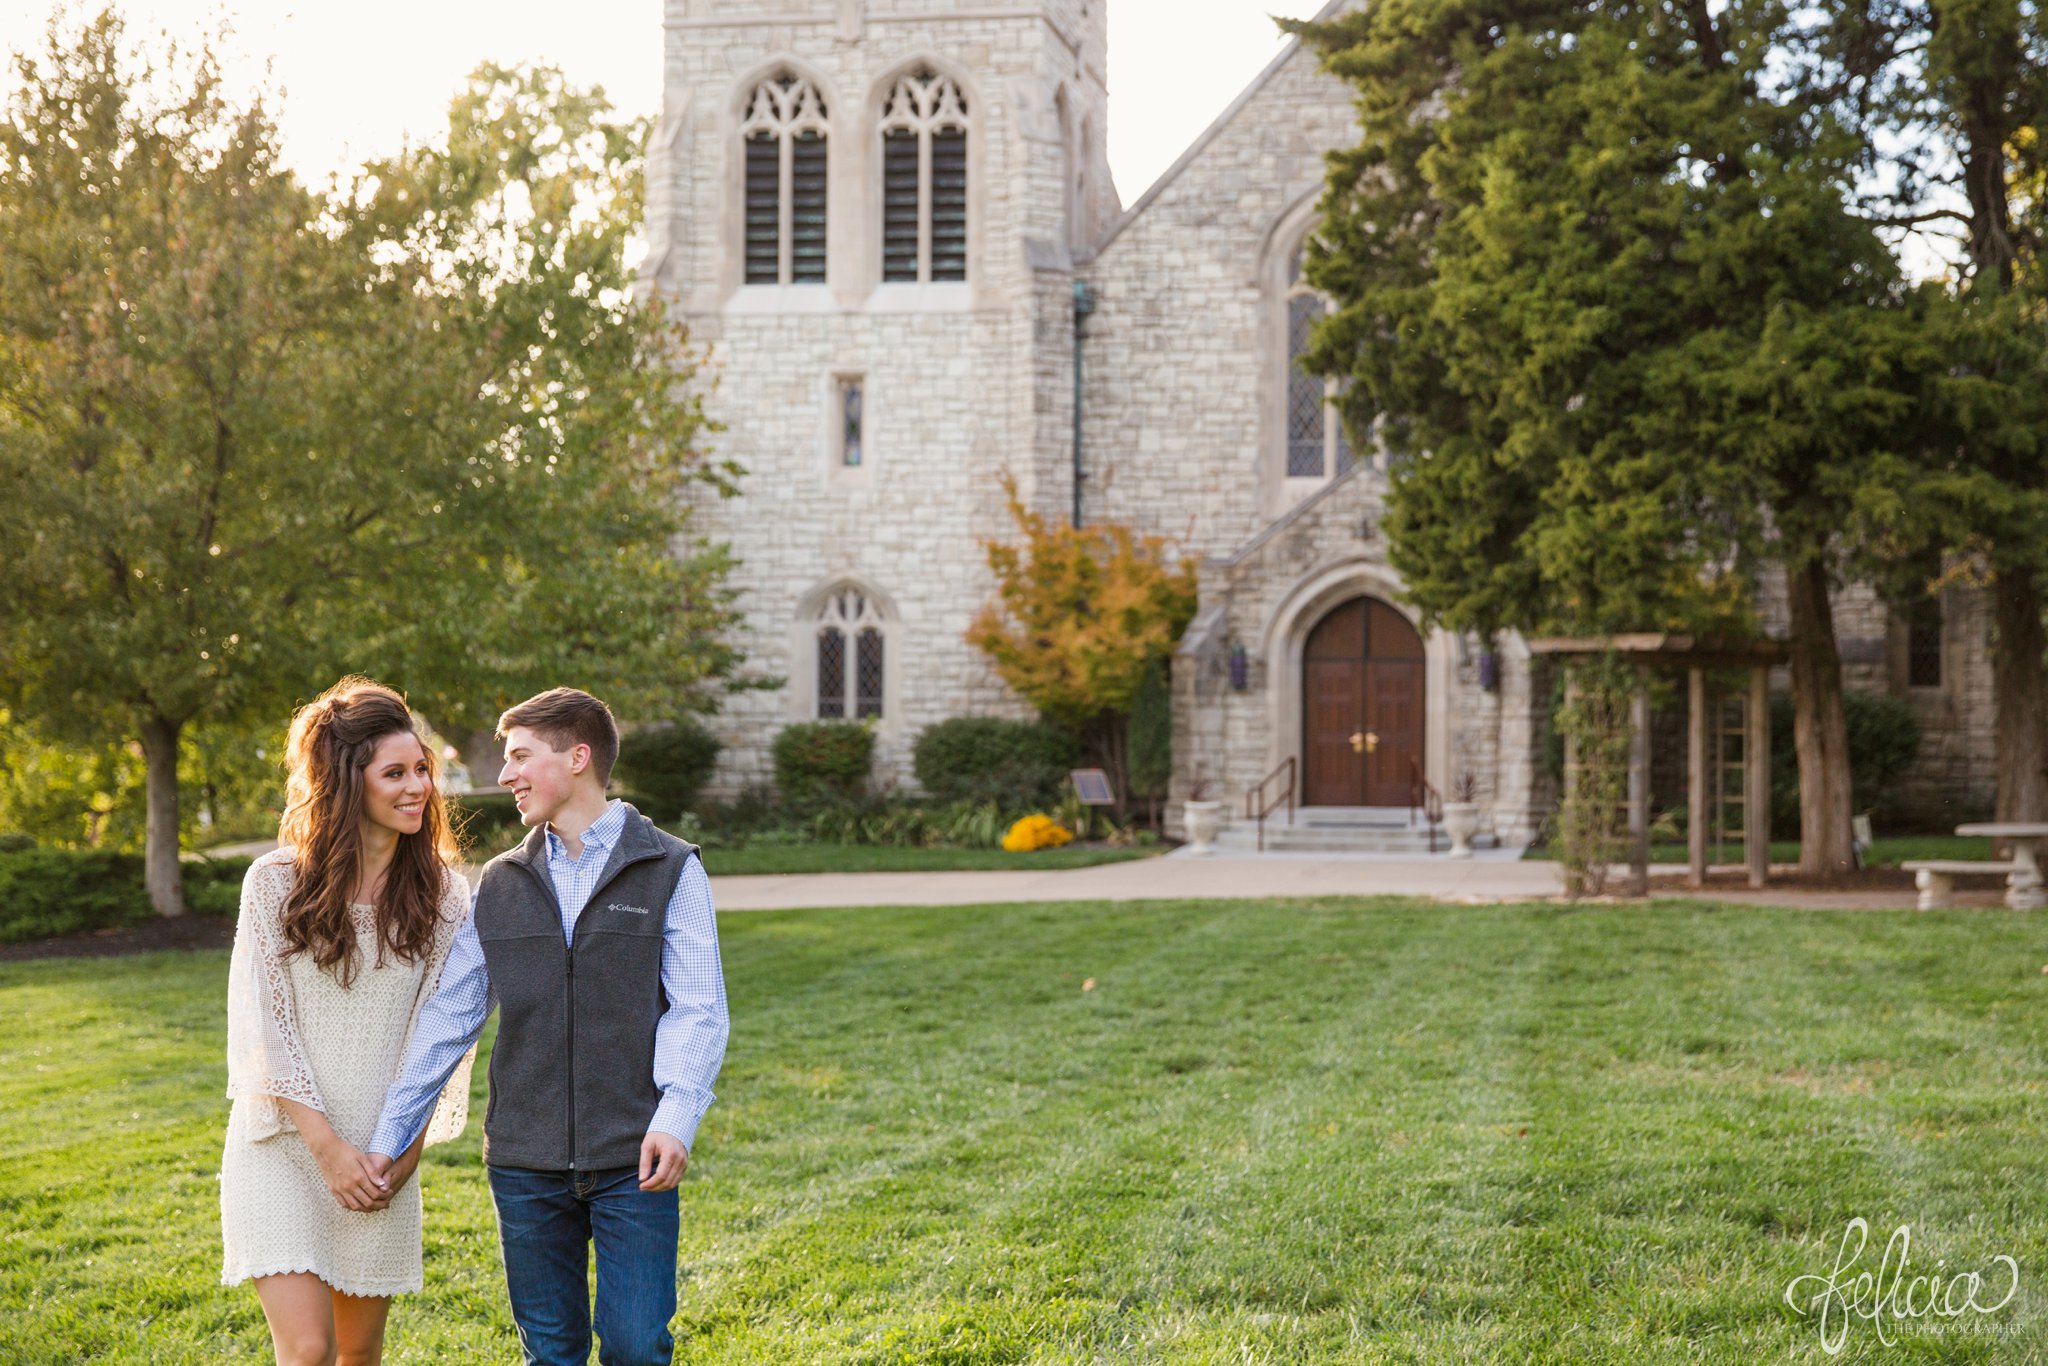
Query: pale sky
0,2,1334,204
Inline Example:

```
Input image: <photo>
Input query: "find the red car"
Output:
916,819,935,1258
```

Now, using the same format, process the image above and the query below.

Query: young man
367,688,728,1366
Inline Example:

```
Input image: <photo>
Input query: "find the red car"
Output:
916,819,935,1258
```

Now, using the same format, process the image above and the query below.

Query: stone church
637,0,1996,845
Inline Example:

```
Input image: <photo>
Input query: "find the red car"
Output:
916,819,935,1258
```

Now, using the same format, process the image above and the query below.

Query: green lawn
1524,834,1996,867
697,843,1162,876
6,897,2048,1362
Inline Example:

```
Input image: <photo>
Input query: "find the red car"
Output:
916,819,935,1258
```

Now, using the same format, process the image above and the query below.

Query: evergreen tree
1289,0,1939,873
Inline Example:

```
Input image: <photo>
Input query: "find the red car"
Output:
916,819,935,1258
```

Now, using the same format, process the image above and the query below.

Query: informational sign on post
1069,769,1115,806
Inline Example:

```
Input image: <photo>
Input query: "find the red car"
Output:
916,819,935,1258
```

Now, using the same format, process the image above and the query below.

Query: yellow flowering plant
1001,813,1074,852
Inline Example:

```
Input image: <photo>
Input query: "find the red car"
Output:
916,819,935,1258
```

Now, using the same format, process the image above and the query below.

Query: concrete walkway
199,839,1952,912
708,848,1937,912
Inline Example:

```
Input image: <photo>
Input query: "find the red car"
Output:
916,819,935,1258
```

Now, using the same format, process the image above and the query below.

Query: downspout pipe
1072,279,1096,528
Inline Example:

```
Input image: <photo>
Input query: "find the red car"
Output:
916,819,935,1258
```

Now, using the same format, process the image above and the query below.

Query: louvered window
816,588,887,719
879,68,970,283
741,74,830,286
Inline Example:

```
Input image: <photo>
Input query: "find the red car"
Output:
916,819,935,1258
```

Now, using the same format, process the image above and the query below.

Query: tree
1288,0,1938,874
1806,1,2048,824
0,14,744,913
966,475,1197,814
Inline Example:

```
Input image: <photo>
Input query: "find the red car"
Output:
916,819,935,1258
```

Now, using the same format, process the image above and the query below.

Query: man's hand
361,1151,406,1212
638,1132,688,1192
311,1138,388,1212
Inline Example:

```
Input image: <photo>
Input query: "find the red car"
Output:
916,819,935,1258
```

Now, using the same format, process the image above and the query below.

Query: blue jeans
487,1165,679,1366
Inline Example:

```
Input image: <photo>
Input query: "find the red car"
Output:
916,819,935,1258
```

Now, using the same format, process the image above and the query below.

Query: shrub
614,719,723,824
0,850,253,942
773,721,875,807
0,832,35,853
912,717,1079,808
1770,692,1924,831
806,796,1012,850
1001,814,1073,852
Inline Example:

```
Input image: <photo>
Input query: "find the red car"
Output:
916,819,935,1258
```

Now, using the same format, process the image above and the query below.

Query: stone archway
1301,596,1426,806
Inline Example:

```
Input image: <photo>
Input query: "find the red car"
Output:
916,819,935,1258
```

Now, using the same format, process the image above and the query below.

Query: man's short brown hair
497,688,620,787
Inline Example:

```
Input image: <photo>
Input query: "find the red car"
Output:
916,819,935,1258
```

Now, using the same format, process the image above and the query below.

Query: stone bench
1904,860,2021,911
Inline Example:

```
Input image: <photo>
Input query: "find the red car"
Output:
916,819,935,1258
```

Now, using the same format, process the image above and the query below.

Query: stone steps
1211,812,1454,855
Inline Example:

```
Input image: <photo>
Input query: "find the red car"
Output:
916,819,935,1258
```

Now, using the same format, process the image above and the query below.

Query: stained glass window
856,628,884,718
840,379,863,467
816,628,846,718
815,589,887,719
1287,293,1326,477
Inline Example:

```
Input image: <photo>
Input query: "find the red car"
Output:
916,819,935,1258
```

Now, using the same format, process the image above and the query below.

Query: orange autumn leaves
966,473,1198,731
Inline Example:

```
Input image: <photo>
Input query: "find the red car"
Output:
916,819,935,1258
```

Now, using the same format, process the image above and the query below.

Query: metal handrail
1245,756,1297,853
1409,758,1443,854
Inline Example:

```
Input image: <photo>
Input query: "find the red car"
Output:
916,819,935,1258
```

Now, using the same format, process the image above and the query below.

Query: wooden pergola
1526,634,1789,895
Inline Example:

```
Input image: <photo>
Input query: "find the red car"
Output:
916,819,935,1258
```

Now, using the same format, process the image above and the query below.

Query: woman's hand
311,1135,389,1212
277,1097,389,1212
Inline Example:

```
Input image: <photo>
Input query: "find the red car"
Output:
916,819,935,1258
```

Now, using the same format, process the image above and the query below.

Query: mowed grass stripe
5,900,2048,1363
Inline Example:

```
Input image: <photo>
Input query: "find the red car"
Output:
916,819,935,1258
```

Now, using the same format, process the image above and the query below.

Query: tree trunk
1785,559,1855,875
139,714,186,917
1993,564,2048,823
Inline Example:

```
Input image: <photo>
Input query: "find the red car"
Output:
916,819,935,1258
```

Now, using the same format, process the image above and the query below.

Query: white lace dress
220,850,474,1297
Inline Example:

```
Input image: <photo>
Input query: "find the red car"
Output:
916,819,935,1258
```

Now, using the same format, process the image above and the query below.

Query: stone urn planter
1182,799,1225,855
1441,801,1481,858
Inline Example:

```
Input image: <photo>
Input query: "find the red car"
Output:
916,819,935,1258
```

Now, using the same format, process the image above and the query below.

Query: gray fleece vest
473,806,698,1171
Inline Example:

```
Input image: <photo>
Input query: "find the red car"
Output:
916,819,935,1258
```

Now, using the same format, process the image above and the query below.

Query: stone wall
650,0,1115,794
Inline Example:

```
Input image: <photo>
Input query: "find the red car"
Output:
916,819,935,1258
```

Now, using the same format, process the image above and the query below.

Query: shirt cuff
649,1087,716,1151
368,1116,418,1159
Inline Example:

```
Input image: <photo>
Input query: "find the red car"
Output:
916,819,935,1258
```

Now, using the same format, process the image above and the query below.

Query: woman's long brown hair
277,677,460,987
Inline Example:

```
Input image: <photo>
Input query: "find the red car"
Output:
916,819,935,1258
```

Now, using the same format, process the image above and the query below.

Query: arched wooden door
1302,596,1425,806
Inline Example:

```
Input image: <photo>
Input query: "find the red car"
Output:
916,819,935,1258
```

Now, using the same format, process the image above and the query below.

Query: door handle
1349,731,1379,754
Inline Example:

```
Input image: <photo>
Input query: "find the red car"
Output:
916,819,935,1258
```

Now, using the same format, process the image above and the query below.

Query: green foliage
911,716,1080,809
1552,656,1636,897
807,797,1011,850
0,16,747,910
0,709,281,852
1769,692,1925,830
771,721,875,807
614,719,724,825
1127,656,1173,801
0,851,249,942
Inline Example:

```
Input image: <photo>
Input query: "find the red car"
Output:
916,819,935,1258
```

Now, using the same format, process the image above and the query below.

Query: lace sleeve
224,854,325,1142
417,869,477,1149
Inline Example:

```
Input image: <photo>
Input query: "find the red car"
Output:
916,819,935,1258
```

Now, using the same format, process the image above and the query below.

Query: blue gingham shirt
369,801,728,1159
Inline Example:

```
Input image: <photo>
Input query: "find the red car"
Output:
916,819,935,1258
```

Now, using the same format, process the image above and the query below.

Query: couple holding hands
219,678,729,1366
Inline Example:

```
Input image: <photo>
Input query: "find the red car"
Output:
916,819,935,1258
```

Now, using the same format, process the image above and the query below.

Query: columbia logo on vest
606,902,653,916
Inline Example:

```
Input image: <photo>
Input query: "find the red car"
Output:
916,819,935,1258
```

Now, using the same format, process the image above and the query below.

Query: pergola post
1628,671,1650,897
1746,664,1770,888
1688,667,1707,888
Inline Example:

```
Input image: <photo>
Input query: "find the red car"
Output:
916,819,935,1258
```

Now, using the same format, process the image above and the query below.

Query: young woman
221,678,474,1366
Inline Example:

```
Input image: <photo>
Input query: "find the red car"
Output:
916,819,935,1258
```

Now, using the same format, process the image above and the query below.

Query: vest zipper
564,944,577,1170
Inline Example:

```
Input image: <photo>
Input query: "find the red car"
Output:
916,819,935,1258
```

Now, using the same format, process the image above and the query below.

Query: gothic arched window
742,73,830,285
815,588,886,719
879,68,969,283
1287,245,1355,478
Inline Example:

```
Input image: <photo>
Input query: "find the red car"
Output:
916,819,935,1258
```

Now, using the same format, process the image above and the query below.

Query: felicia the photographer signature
1783,1218,2019,1354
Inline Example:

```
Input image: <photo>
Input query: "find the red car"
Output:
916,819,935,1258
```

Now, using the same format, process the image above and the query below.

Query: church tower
641,0,1121,792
